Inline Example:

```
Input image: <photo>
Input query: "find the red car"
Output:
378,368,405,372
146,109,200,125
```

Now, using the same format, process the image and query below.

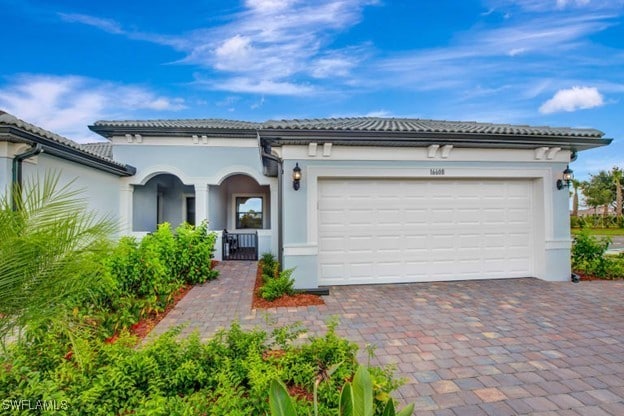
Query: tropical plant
581,170,613,217
571,179,581,217
269,366,414,416
260,268,296,301
613,167,623,219
0,173,114,345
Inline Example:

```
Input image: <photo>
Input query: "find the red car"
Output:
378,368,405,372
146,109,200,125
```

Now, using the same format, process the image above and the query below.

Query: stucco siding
113,145,266,184
281,153,573,288
0,156,10,195
21,153,121,221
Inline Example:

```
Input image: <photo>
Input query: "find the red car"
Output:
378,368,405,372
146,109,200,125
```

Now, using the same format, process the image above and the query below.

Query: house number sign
430,168,445,176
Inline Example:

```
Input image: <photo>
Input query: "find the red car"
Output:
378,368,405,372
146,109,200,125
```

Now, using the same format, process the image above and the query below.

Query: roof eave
0,126,136,176
260,130,612,152
88,124,258,139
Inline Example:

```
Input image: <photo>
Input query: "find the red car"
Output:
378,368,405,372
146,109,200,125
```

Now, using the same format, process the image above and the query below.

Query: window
236,196,263,229
185,196,196,226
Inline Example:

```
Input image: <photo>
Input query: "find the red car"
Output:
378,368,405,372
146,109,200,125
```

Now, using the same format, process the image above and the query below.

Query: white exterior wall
0,141,121,224
21,152,122,221
112,137,278,259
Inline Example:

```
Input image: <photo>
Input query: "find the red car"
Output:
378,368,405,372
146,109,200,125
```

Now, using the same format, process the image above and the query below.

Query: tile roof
92,118,262,130
82,142,113,159
92,116,605,139
262,117,604,138
0,111,128,168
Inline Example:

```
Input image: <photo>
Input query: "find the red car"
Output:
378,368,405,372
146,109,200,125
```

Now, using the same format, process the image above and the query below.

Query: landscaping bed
572,230,624,280
252,255,325,309
252,262,325,309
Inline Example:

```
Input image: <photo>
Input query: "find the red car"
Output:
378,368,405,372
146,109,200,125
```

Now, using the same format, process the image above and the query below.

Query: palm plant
571,179,581,217
613,167,623,219
0,172,115,346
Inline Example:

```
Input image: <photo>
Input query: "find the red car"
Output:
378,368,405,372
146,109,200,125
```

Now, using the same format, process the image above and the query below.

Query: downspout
260,144,284,266
11,144,43,210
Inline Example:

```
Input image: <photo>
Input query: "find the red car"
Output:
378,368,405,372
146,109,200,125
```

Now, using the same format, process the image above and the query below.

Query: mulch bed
103,283,194,344
106,260,324,344
573,271,622,281
131,283,193,338
252,263,325,309
128,260,221,339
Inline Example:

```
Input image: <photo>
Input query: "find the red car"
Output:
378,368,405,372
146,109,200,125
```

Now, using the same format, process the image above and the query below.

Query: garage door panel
318,178,533,285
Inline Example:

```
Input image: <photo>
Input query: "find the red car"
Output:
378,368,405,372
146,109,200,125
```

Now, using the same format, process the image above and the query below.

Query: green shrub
571,230,624,279
261,252,279,278
68,221,219,338
260,268,295,301
572,230,610,268
269,365,414,416
175,221,218,285
0,321,402,416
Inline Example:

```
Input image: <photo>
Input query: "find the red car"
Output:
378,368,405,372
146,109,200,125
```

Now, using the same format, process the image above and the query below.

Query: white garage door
318,178,534,285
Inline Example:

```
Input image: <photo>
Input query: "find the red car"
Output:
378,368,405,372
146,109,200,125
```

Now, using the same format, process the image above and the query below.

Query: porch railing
222,231,258,261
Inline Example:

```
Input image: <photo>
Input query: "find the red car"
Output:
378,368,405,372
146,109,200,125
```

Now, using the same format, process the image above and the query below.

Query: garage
318,178,534,285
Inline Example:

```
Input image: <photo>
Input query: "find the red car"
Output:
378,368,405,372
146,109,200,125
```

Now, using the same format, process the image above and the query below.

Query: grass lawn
571,228,624,236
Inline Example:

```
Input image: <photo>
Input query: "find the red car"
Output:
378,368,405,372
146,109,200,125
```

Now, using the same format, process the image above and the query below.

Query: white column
269,178,279,256
194,183,209,226
119,181,134,235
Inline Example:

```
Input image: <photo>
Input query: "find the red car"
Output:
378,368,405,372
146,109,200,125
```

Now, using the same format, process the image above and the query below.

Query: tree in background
613,167,623,219
571,179,581,217
0,173,114,345
581,170,614,216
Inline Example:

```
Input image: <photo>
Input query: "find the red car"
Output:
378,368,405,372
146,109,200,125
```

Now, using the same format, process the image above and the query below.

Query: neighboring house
1,110,612,288
0,111,135,216
576,207,616,216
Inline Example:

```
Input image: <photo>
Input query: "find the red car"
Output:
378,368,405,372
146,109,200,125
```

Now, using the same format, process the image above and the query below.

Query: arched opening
208,174,271,231
209,173,271,261
132,173,195,232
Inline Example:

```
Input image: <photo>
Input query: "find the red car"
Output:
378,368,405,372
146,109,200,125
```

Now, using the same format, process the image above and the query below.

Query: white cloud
373,11,616,96
60,1,376,95
0,74,185,141
245,0,295,12
214,35,255,71
58,13,124,34
557,0,594,9
208,77,314,96
539,86,604,113
486,0,623,12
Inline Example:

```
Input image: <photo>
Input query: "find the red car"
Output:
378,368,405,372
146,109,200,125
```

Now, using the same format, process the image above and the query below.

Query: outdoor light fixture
292,163,302,190
557,165,573,190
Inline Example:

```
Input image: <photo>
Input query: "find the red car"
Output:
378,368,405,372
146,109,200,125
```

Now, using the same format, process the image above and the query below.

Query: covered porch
124,170,277,261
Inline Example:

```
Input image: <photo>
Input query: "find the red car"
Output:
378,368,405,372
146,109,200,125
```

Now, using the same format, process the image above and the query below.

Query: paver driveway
152,261,624,415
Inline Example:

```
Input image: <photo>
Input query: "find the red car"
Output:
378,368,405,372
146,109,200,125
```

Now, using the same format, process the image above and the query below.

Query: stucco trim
304,166,553,279
132,165,198,186
283,244,318,256
545,239,573,250
211,165,272,186
281,145,572,163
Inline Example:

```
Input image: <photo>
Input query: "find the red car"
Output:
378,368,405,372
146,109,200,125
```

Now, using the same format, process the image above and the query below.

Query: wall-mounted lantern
293,163,302,191
557,165,573,190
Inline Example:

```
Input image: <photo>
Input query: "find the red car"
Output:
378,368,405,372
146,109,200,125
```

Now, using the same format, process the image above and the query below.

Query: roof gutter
1,125,136,176
260,130,612,152
11,144,43,210
259,138,284,266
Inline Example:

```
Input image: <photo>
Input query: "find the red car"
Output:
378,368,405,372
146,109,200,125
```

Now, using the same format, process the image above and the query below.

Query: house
1,111,612,288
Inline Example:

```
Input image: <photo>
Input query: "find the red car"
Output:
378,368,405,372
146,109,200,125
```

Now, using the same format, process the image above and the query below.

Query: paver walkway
152,261,624,415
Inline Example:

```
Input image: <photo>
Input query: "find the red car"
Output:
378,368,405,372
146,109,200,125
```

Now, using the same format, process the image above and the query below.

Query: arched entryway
132,173,195,232
209,174,271,260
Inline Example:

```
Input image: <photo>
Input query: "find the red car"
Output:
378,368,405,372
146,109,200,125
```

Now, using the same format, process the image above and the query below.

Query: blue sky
0,0,622,180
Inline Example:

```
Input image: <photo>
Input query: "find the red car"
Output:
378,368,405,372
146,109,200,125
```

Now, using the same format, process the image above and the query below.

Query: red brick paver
152,261,624,415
